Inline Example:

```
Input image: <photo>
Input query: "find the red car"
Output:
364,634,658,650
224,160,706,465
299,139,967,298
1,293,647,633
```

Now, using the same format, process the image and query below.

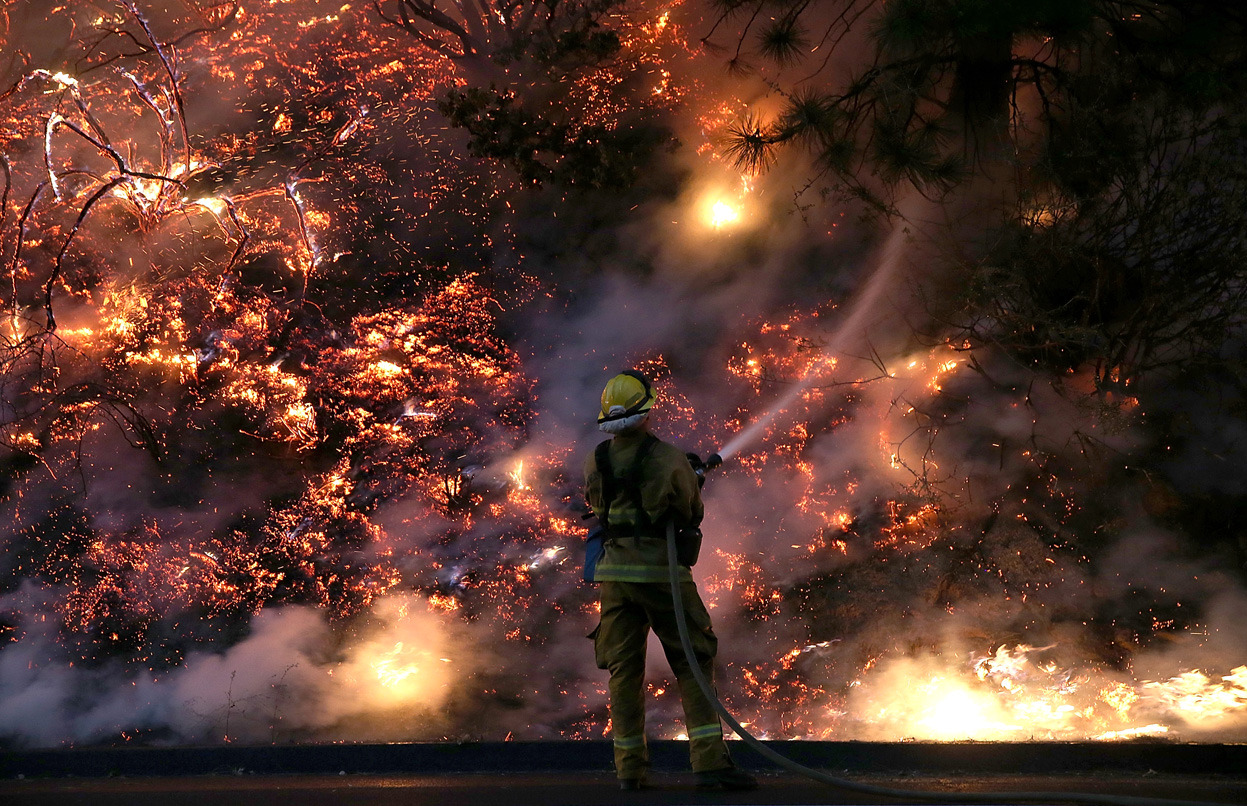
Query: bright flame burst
364,639,454,705
339,597,459,714
844,649,1247,742
697,173,753,230
372,641,423,687
709,199,740,229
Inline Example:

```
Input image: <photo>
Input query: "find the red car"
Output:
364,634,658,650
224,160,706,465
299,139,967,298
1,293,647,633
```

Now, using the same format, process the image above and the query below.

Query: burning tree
710,0,1247,389
0,0,553,727
704,0,1247,542
378,0,695,188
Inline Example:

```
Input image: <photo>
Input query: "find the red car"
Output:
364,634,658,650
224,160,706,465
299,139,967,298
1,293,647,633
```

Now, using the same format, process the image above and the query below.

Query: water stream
716,213,913,460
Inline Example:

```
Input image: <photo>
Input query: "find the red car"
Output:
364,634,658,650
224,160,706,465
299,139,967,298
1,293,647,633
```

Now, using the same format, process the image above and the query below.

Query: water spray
714,211,909,463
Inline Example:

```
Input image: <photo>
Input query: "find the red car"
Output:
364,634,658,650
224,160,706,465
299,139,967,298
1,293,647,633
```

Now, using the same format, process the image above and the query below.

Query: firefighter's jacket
583,430,703,584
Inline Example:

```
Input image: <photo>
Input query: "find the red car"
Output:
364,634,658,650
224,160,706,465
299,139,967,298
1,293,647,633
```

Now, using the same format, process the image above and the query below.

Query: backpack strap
594,439,615,533
624,434,660,538
594,434,661,540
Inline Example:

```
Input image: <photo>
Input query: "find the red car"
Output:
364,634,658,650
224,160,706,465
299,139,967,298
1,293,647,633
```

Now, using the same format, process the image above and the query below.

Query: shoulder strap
625,434,659,533
594,435,660,537
594,439,615,529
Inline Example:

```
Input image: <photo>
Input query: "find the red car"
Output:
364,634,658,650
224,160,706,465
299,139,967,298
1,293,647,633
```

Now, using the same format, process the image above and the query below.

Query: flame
709,200,740,229
843,648,1247,741
371,641,425,688
923,681,1009,740
508,459,529,490
48,70,80,88
327,596,461,717
697,173,754,231
1144,666,1247,722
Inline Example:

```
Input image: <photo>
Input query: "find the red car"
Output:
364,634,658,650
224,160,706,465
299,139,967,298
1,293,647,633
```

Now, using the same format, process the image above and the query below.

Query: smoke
0,592,477,747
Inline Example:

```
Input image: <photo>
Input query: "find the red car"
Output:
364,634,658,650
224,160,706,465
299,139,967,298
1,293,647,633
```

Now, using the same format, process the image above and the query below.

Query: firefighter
584,370,757,792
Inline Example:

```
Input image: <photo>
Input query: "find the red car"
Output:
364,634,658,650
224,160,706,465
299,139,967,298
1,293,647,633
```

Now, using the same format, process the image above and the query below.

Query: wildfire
697,172,755,231
0,0,1242,752
1144,666,1247,722
508,460,529,491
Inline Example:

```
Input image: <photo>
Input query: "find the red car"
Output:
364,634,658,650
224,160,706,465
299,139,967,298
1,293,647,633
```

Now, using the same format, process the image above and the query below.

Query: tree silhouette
374,0,624,84
375,0,683,189
710,0,1247,389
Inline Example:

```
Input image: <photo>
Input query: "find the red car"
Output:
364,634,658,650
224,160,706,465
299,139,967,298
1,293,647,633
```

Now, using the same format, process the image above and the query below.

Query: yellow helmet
598,370,655,427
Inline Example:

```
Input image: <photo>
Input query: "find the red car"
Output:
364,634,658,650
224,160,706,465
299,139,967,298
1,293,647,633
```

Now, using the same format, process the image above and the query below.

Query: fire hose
664,461,1224,806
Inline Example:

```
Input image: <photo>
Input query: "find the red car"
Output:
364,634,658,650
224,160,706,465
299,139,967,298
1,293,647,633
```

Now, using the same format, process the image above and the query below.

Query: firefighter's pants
590,579,733,780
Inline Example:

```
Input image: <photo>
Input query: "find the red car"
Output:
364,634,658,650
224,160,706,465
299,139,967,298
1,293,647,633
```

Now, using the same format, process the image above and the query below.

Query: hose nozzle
689,451,725,487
